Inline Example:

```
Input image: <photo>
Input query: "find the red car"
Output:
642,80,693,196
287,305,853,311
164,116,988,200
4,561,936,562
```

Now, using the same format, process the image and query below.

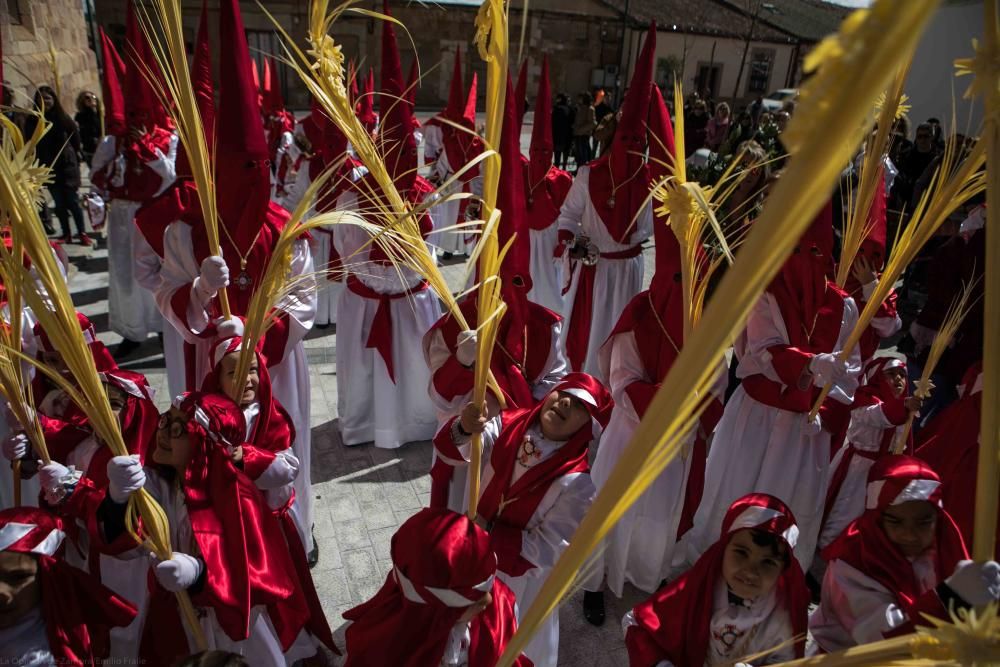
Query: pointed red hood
216,0,272,251
175,0,215,180
124,0,167,129
647,83,680,301
462,71,478,129
527,56,553,185
99,28,126,137
587,23,657,243
265,56,285,114
514,59,528,133
406,57,419,106
445,46,465,121
358,67,378,130
379,0,418,189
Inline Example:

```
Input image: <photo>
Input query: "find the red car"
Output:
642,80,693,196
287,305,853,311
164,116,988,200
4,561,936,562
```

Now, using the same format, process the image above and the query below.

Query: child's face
539,391,591,441
105,384,128,427
884,367,907,398
153,406,194,473
721,529,785,600
219,353,259,408
0,552,40,629
455,590,493,625
880,500,937,558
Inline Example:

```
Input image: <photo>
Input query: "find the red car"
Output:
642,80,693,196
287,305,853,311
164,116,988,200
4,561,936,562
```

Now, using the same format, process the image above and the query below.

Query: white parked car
761,88,798,111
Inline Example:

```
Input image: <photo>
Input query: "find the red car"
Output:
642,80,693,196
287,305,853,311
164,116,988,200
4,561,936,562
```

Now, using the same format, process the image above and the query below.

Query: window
657,56,682,90
747,49,774,94
5,0,23,25
695,63,722,99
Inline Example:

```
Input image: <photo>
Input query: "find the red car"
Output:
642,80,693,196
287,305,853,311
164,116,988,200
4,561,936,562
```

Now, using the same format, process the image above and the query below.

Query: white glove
153,552,203,592
809,352,849,386
214,317,245,340
2,432,29,461
803,413,823,436
196,256,229,299
107,454,146,504
945,560,1000,607
255,450,300,490
456,330,477,368
39,461,81,506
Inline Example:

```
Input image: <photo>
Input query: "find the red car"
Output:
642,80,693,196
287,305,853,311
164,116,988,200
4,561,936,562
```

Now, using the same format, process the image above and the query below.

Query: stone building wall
2,0,100,111
92,0,623,111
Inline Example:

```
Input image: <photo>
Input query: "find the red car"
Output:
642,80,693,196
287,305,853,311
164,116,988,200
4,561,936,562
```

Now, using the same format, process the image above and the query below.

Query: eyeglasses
158,413,186,439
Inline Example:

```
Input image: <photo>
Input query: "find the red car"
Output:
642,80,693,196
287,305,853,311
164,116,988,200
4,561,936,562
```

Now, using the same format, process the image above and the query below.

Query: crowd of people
0,2,997,667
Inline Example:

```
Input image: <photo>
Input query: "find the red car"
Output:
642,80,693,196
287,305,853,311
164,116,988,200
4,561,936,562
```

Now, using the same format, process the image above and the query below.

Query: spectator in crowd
24,86,88,244
749,94,765,126
593,88,613,124
684,99,710,156
74,90,102,166
720,110,754,156
926,116,945,150
552,92,574,170
705,102,731,152
892,122,939,210
572,91,597,171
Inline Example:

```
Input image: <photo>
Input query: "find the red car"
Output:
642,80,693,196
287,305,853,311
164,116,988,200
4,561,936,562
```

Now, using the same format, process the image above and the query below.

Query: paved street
58,116,656,664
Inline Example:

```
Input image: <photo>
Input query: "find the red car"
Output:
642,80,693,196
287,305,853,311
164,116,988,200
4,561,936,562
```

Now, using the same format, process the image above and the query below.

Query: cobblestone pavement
60,116,655,664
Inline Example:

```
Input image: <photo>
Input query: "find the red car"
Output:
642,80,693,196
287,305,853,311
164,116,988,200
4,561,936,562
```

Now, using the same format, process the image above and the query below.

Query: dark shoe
315,322,330,330
583,590,605,626
442,251,454,260
77,233,93,247
307,526,319,569
115,338,143,359
43,222,57,236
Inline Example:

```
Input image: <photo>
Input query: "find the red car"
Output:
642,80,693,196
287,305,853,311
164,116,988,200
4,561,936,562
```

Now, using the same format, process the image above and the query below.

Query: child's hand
460,402,489,435
945,559,1000,606
904,396,923,413
152,552,203,592
851,255,877,285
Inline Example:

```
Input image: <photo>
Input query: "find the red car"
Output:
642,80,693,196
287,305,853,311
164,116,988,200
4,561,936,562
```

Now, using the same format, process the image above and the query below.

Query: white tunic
555,166,652,380
133,232,186,398
682,292,861,572
448,418,596,667
133,471,320,664
527,225,565,314
585,330,699,595
334,191,442,448
154,223,317,552
0,609,53,667
819,401,903,551
809,555,937,653
91,134,177,342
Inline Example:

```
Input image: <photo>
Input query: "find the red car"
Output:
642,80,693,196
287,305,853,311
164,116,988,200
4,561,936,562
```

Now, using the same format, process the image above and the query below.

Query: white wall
624,28,796,105
906,0,984,132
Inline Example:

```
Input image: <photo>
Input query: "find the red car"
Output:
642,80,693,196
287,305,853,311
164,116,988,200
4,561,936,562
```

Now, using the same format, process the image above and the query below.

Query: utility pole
732,0,763,102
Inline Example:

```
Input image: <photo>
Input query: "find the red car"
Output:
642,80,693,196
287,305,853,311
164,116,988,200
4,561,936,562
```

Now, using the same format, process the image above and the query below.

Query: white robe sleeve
863,280,903,339
423,327,470,416
274,237,317,349
556,168,589,238
519,472,596,578
89,135,118,191
531,319,568,400
810,559,909,649
146,134,178,198
133,232,163,292
155,222,212,342
828,297,862,406
603,330,648,421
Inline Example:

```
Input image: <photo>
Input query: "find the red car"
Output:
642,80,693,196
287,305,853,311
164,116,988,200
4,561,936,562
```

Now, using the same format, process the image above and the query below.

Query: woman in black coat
25,86,91,245
74,90,102,166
